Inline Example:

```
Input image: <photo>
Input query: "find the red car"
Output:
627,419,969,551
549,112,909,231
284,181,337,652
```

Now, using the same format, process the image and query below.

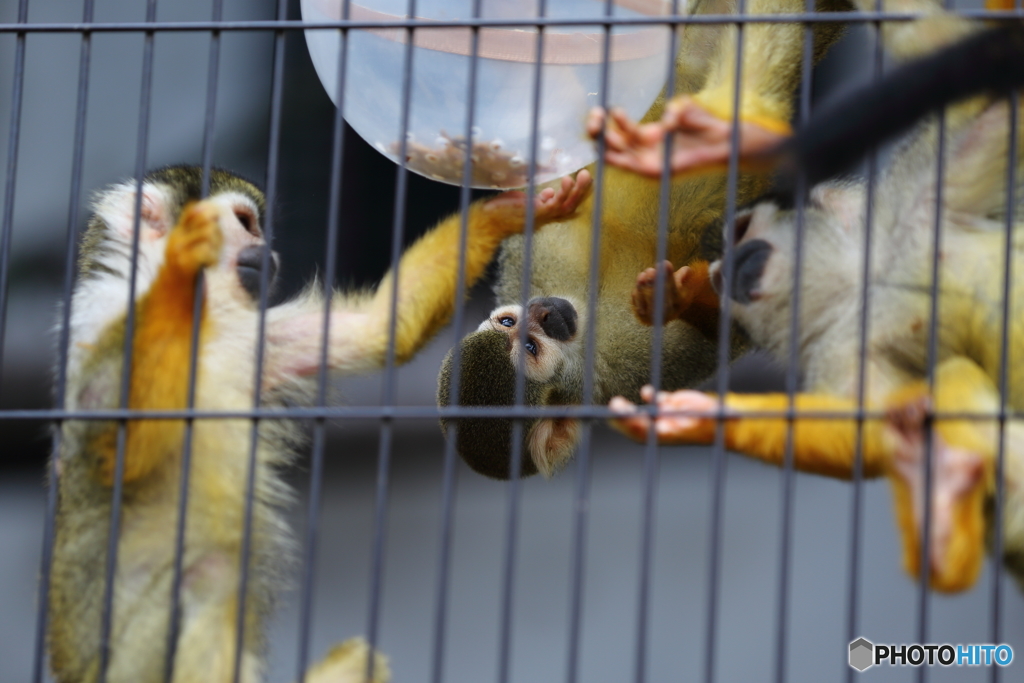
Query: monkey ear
94,181,174,242
527,418,582,477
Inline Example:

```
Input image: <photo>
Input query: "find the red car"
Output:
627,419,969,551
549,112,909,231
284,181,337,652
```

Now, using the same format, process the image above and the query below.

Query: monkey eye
235,209,258,235
524,338,538,356
499,315,515,327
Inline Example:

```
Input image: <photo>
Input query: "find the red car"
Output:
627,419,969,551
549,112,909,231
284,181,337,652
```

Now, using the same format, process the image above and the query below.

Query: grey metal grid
0,2,1020,683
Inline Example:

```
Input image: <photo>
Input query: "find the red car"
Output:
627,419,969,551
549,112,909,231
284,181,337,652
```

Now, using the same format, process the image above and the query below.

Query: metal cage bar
2,3,1020,683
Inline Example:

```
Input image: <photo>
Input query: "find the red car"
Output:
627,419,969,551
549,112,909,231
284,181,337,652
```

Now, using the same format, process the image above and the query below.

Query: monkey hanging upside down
438,0,854,480
48,165,590,683
608,0,1024,593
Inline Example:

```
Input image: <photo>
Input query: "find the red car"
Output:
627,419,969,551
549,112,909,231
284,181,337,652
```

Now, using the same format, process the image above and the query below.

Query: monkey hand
586,97,790,178
885,393,987,593
609,386,727,444
482,169,593,229
166,200,223,277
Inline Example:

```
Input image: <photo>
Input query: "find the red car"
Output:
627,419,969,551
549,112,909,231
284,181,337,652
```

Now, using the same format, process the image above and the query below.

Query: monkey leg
882,357,1000,592
884,391,986,593
609,388,891,479
631,260,721,339
94,201,222,486
157,590,260,683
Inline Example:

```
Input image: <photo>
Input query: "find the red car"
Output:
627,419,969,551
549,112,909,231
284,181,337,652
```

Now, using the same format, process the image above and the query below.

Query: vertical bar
917,5,956,683
232,0,289,680
98,2,159,681
845,8,884,683
295,4,352,682
0,0,30,392
32,2,96,681
363,0,419,677
162,2,224,680
632,2,685,681
773,2,815,680
915,95,947,683
989,90,1018,683
498,2,548,682
564,0,616,680
429,0,481,680
703,2,746,681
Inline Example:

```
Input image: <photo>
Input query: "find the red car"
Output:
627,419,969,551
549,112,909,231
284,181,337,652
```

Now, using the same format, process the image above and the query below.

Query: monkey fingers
483,169,592,225
589,106,672,178
609,386,724,444
535,169,593,222
166,200,224,277
886,394,987,593
594,97,791,178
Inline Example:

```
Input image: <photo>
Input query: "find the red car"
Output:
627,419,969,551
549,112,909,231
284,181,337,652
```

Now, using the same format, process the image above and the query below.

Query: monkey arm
264,172,593,380
609,388,891,479
91,202,221,487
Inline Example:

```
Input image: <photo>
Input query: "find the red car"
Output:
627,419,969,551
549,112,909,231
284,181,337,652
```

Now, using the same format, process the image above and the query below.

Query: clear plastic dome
301,0,676,188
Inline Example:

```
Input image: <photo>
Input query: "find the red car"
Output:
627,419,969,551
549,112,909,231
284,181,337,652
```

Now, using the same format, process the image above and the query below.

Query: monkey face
478,297,579,381
437,296,585,479
710,181,865,357
199,193,280,303
80,166,279,312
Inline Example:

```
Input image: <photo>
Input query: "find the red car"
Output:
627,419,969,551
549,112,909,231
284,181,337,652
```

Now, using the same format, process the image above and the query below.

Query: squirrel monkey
438,0,853,480
611,1,1024,593
47,165,590,683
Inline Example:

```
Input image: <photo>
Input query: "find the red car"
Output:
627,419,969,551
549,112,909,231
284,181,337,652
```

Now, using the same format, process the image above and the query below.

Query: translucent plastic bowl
301,0,675,188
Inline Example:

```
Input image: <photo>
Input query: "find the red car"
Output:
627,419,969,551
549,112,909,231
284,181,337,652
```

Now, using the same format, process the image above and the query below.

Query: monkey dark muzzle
236,245,279,300
729,239,772,304
527,296,577,341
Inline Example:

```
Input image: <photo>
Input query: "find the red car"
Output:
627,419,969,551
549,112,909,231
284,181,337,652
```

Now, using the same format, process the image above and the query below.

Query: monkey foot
167,200,223,275
632,260,719,328
609,386,724,444
632,261,686,326
886,394,987,592
587,97,790,178
483,169,592,224
306,637,391,683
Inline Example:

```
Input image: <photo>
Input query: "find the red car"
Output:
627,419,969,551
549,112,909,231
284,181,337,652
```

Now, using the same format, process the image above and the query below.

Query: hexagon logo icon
849,638,874,672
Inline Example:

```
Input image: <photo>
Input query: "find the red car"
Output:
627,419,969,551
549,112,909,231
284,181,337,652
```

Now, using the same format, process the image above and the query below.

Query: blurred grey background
0,1,1020,682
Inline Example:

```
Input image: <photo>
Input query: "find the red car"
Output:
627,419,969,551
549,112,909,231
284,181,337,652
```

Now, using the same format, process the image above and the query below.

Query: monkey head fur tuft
437,297,585,479
437,330,540,479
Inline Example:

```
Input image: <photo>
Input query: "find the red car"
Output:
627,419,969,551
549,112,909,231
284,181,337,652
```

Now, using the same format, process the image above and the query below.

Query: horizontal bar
0,10,1020,34
5,405,1022,422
